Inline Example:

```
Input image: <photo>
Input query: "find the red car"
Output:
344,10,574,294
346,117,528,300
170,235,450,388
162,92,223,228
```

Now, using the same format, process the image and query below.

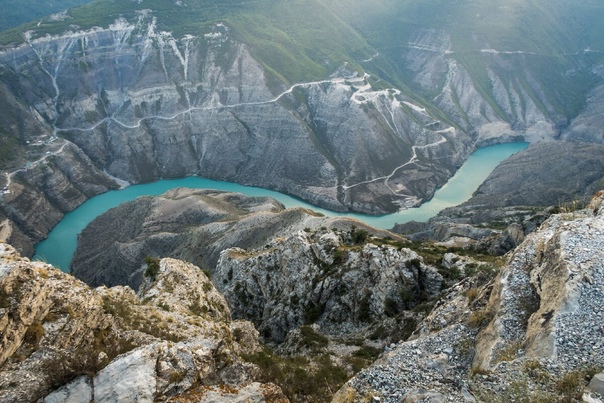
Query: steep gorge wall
0,11,595,254
0,17,471,252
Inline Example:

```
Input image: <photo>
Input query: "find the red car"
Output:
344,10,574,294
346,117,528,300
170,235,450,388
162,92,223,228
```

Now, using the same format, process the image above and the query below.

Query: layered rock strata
0,142,119,256
2,8,591,254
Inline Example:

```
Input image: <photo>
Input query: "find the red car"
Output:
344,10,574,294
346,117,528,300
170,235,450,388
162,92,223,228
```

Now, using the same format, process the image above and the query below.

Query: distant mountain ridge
0,0,603,255
0,0,93,32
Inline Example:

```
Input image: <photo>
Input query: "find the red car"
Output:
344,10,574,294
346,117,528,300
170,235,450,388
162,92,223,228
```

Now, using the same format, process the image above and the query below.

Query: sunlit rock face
0,242,277,402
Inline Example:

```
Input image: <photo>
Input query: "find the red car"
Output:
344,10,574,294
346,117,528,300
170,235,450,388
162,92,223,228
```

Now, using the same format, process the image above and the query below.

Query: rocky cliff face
0,242,287,402
0,142,119,256
0,14,471,222
214,228,443,343
335,191,604,402
563,83,604,144
401,29,560,146
71,188,396,290
2,6,595,253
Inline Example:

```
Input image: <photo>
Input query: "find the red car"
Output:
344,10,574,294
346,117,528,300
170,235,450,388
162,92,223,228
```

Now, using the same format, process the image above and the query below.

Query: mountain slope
336,191,604,402
0,0,602,255
0,0,93,32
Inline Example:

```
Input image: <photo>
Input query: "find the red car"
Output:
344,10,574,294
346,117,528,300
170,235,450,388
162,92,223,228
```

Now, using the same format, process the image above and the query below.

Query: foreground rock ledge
335,191,604,402
0,243,287,402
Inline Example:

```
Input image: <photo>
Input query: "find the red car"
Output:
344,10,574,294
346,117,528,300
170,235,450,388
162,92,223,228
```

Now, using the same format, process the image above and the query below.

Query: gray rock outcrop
44,376,92,403
214,228,443,342
589,372,604,397
335,191,604,402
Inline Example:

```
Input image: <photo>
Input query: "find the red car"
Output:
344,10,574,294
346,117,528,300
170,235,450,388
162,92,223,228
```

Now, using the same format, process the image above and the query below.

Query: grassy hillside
0,0,602,120
0,0,94,32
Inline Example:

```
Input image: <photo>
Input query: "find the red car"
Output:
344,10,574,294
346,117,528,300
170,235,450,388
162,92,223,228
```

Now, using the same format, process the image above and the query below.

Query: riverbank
34,142,528,270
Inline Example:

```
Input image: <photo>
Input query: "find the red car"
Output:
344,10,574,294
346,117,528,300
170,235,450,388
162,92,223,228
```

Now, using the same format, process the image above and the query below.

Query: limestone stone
94,347,157,403
588,372,604,396
215,228,442,342
339,197,604,402
44,376,92,403
0,242,273,402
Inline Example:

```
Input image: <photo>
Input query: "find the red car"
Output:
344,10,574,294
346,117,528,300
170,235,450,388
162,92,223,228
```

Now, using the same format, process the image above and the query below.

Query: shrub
24,322,45,348
399,287,416,303
557,371,584,401
350,226,369,244
332,248,347,265
304,301,324,324
476,264,498,285
0,287,10,309
233,327,244,342
242,348,349,402
465,288,479,303
412,301,435,314
407,258,422,271
384,297,400,317
352,346,381,360
169,371,185,384
467,308,493,328
299,325,328,349
144,256,160,281
495,341,522,362
189,303,208,317
358,291,372,322
523,359,549,383
447,266,462,280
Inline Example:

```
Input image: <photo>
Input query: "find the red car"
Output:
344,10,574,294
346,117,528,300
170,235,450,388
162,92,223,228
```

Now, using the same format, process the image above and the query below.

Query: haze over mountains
0,0,603,255
0,0,92,32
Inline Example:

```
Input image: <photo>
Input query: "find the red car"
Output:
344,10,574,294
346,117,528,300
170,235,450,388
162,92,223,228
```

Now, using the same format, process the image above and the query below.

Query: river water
34,142,528,270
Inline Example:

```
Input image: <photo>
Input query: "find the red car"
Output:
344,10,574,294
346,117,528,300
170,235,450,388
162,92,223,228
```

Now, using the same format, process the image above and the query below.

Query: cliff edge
335,191,604,402
0,242,286,402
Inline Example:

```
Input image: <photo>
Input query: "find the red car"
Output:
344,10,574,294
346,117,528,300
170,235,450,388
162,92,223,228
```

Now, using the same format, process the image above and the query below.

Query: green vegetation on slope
0,127,23,170
0,0,94,32
0,0,602,122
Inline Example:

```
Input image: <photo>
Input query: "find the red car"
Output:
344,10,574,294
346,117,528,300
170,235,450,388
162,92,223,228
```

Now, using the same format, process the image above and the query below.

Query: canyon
0,1,604,401
3,0,603,255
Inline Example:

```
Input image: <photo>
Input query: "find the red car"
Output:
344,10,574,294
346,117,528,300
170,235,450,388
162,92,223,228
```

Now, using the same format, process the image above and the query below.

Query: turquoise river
34,142,528,270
